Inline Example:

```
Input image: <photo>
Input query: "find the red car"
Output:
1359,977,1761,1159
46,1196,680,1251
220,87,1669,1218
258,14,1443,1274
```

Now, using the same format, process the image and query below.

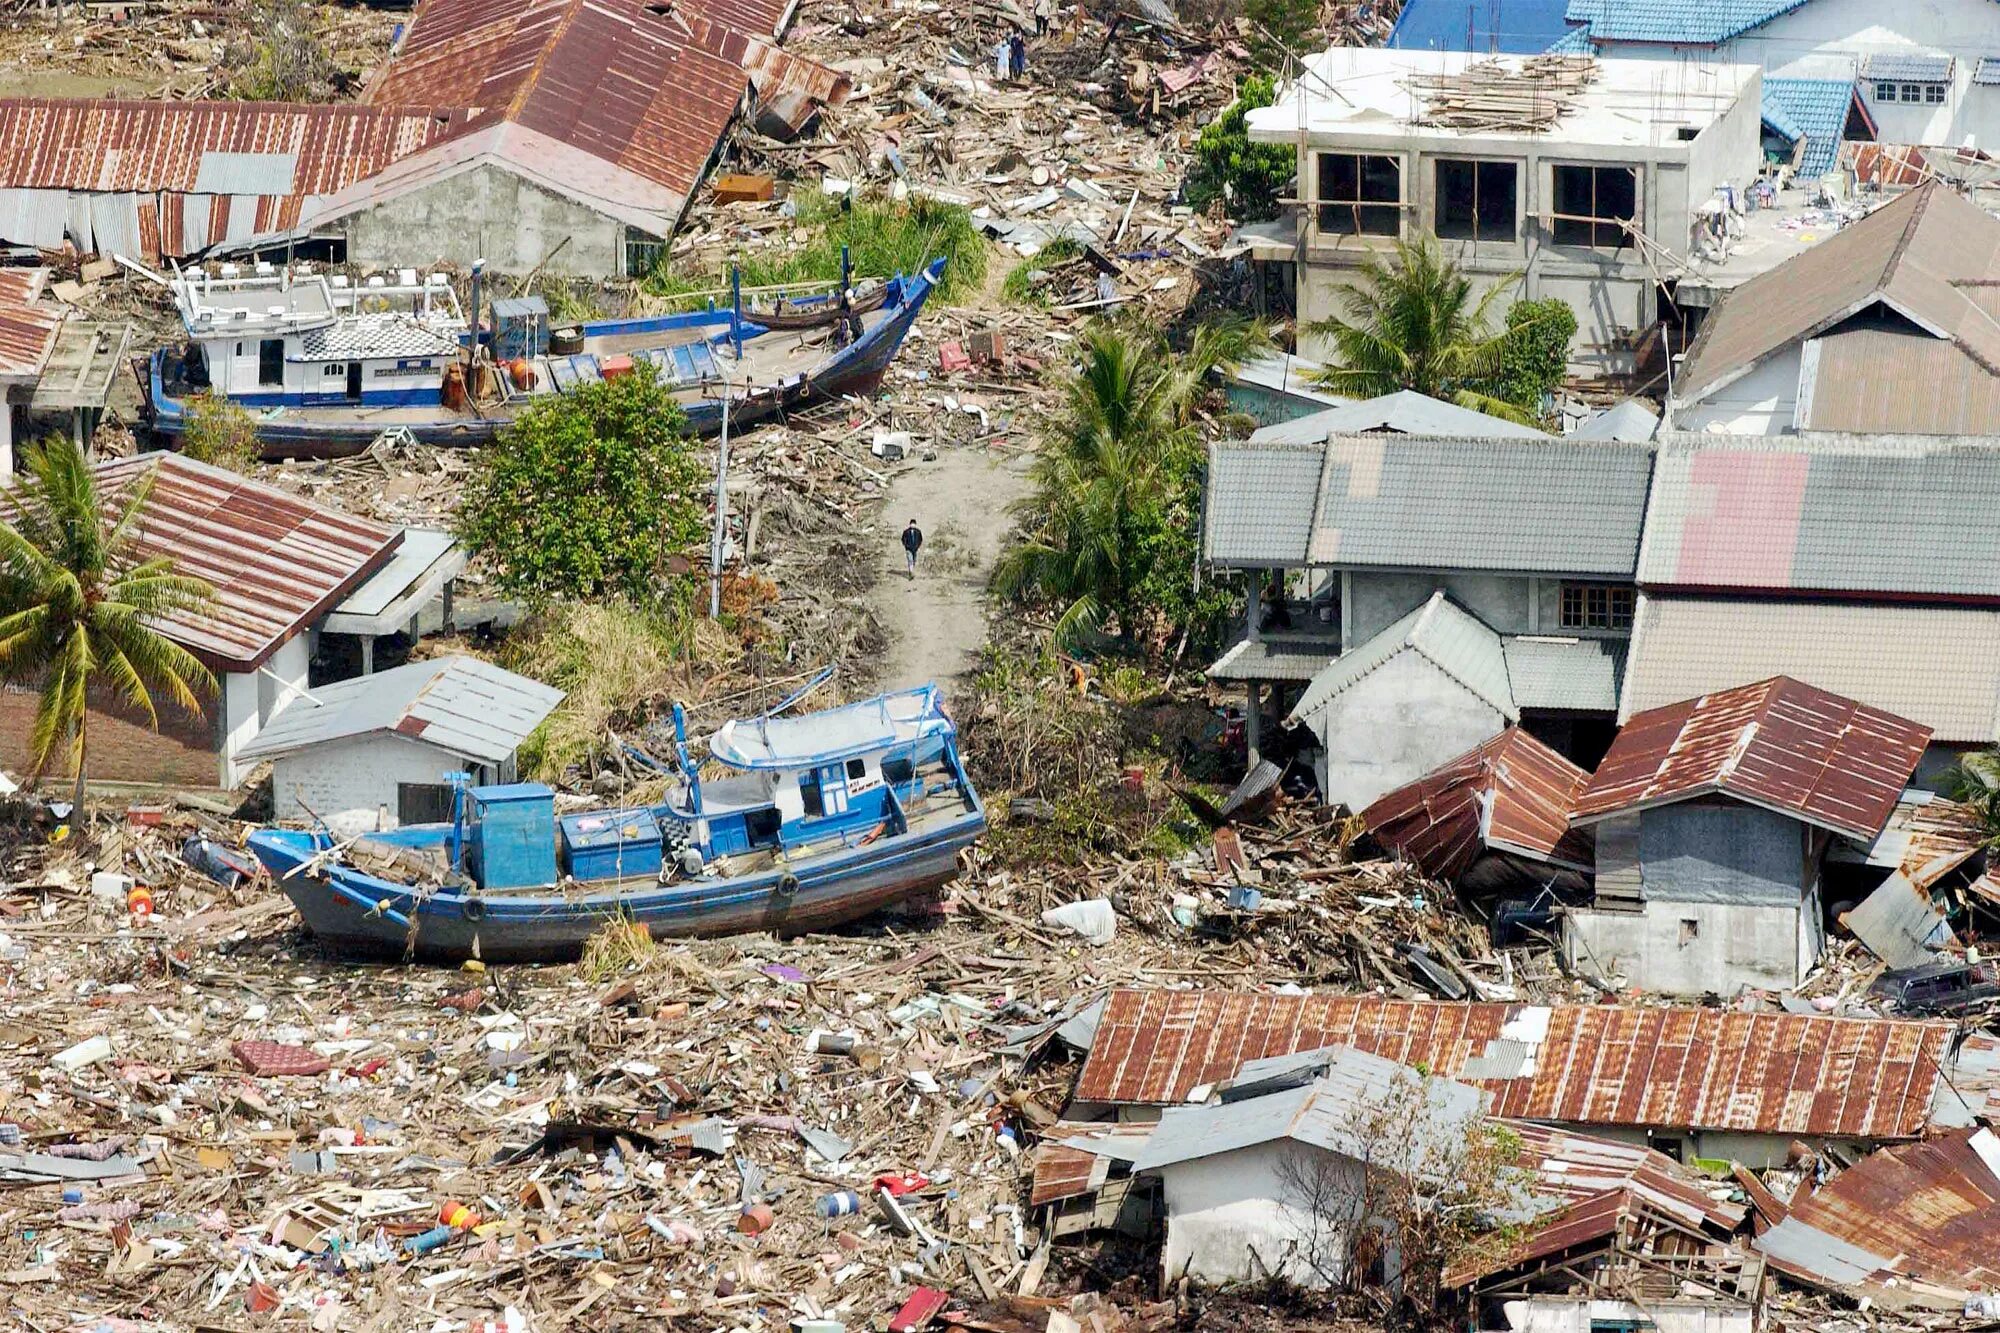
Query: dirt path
867,444,1033,692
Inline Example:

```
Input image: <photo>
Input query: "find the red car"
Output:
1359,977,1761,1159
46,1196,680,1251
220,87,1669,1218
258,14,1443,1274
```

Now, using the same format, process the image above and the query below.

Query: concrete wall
1638,802,1809,904
1301,650,1508,809
1157,1141,1365,1289
1288,78,1764,372
1566,897,1813,995
0,678,221,790
343,165,629,279
218,635,311,788
1671,346,1801,433
270,732,487,834
1500,1297,1755,1333
1346,572,1536,644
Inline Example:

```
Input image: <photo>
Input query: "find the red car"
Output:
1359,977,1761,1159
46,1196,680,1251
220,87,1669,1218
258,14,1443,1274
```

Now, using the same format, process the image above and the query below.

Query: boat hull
248,807,983,963
145,259,942,461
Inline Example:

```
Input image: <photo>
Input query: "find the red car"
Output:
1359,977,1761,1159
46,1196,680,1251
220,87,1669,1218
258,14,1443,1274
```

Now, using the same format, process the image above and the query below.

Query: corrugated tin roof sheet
1756,1127,2000,1310
1573,675,1930,841
1563,0,1812,45
1674,183,2000,409
1205,434,1655,573
1288,592,1517,726
1622,595,2000,744
77,453,400,671
238,655,563,763
1361,726,1595,879
1073,989,1953,1139
1387,0,1578,53
1762,78,1858,177
1797,328,2000,435
1637,440,2000,599
0,267,60,380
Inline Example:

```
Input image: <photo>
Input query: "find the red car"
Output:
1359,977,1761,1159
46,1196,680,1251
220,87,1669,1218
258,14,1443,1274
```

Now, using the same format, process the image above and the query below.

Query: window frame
1433,158,1519,243
1315,151,1404,238
1549,163,1639,251
622,227,666,279
1925,81,1948,104
1559,582,1636,631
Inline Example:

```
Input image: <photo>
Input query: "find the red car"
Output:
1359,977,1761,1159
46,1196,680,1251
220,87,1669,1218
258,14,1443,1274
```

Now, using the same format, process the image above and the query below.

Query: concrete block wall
0,679,221,789
343,165,629,280
270,732,485,834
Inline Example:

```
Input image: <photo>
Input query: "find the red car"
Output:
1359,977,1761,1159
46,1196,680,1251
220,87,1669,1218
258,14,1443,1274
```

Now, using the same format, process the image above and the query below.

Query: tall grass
644,191,989,310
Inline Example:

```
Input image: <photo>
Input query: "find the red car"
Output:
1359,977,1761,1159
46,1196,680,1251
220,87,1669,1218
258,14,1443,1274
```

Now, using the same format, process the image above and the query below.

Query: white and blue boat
245,684,986,962
143,257,944,460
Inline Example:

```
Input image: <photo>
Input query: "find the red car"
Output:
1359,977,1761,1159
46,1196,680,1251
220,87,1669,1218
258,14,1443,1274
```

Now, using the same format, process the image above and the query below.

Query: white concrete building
240,656,562,834
1245,49,1765,373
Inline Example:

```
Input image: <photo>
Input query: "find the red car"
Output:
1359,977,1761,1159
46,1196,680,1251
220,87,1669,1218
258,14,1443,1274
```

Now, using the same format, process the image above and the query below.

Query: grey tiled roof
1639,440,2000,598
1207,636,1340,682
1864,52,1953,82
1247,390,1552,446
1207,434,1653,573
1288,592,1517,725
1502,635,1626,712
1622,596,2000,744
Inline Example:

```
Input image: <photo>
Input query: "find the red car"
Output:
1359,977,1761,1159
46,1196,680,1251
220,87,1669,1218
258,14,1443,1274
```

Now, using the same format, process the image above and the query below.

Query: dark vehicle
1868,959,2000,1015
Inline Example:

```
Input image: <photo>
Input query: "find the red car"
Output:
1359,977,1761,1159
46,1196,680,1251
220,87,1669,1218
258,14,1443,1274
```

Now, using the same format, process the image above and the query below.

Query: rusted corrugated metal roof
1755,1127,2000,1310
1029,1119,1153,1206
90,454,400,671
1073,989,1952,1139
0,267,60,380
1361,727,1594,881
1572,676,1931,842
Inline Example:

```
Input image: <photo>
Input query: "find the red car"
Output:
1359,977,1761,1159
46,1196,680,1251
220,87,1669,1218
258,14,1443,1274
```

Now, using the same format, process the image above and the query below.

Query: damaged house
1202,432,1653,808
0,0,849,275
1563,676,1931,997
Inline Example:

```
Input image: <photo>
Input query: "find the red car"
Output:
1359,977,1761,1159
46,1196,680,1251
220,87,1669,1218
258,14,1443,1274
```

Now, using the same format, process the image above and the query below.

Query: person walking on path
994,33,1011,81
1034,0,1051,37
901,520,924,579
1009,30,1027,78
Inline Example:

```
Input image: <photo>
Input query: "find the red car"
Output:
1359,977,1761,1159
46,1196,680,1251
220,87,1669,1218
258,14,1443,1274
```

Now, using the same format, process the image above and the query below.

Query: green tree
456,365,707,605
1186,75,1295,222
1943,749,2000,853
0,439,217,810
1309,236,1542,424
179,392,260,472
1242,0,1321,68
1494,297,1579,418
995,318,1264,648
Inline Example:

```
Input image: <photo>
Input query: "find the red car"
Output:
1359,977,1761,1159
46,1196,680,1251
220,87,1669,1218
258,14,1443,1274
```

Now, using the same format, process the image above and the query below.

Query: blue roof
1763,78,1857,176
1562,0,1814,45
1386,0,1577,54
1543,24,1597,51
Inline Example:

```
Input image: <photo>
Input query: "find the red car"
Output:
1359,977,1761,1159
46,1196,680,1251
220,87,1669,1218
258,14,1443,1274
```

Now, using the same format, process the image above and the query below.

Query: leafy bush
1242,0,1322,69
1495,297,1579,416
644,191,989,308
178,393,259,472
231,0,340,100
1185,75,1295,221
456,365,706,605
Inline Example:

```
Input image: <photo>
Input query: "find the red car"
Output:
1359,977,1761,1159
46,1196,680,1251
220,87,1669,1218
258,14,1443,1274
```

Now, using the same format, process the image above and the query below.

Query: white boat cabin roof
710,686,952,770
172,264,464,340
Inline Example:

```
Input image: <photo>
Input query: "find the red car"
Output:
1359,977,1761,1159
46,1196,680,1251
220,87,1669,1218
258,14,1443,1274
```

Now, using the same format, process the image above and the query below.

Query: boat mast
709,272,739,619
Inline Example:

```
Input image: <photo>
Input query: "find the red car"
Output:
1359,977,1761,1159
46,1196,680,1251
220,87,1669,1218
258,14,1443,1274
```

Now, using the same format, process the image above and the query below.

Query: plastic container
439,1200,480,1230
1040,898,1116,946
815,1191,862,1219
127,885,154,918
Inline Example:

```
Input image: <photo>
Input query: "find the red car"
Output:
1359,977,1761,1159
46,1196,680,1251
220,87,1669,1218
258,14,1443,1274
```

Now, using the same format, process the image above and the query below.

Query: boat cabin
163,264,466,409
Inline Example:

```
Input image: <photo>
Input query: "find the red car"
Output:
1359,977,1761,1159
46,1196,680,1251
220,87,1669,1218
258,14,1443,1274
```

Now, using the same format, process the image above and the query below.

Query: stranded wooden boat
245,685,985,963
142,260,943,460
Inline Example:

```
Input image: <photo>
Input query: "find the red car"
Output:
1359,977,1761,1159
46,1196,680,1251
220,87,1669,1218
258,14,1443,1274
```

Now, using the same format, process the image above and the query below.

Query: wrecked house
1625,436,2000,784
1201,432,1653,804
0,0,849,275
239,655,563,833
1668,183,2000,435
1447,1122,1760,1333
1129,1046,1490,1290
1360,725,1594,899
0,454,460,789
1564,676,1931,997
1068,989,1957,1167
1243,49,1764,373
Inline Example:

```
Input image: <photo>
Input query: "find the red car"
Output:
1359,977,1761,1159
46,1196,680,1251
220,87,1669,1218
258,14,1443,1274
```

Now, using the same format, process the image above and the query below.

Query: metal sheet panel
1361,726,1594,879
0,267,60,379
192,150,298,195
1073,989,1953,1140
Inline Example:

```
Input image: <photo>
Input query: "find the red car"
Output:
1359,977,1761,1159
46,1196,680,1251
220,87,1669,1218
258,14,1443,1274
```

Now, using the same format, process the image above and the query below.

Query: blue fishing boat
142,258,945,461
245,684,985,962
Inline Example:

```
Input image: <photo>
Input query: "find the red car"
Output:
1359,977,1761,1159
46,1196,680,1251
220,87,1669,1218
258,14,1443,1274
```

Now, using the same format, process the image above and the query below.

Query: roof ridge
503,0,592,121
1880,182,1939,292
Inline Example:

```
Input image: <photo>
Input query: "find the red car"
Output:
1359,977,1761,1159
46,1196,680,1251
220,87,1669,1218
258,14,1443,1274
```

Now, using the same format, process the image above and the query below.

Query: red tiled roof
1073,989,1952,1139
0,268,59,380
1361,727,1594,880
1572,676,1931,841
91,453,400,671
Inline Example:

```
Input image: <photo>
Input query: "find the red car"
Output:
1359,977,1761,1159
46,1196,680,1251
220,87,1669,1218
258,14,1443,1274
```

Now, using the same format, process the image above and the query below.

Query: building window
1876,82,1899,102
1559,583,1635,630
1877,80,1949,104
623,228,665,279
1926,81,1948,103
257,338,284,386
1317,153,1402,237
1434,159,1518,241
1550,164,1637,249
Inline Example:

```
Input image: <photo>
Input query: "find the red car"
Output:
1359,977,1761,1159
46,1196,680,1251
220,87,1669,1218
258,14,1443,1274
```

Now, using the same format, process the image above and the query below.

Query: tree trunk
69,716,86,820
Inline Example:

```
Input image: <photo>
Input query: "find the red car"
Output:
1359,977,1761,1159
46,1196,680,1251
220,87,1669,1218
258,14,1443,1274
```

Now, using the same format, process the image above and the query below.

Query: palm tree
995,318,1266,644
1308,236,1541,424
1943,748,2000,853
0,439,218,811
